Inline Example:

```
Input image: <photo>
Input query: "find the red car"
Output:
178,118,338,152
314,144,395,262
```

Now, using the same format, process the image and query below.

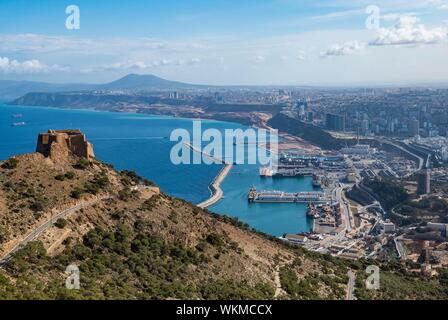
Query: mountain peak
103,73,197,90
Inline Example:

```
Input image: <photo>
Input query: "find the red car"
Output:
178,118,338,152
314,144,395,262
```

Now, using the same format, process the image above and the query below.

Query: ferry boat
247,186,257,202
259,167,274,177
247,188,326,203
312,174,322,188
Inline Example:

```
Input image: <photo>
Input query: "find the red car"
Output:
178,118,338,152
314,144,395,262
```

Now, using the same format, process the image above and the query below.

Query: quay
248,187,329,204
183,142,233,208
197,162,233,208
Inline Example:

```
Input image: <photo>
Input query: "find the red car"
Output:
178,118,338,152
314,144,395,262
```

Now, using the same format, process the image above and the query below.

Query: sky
0,0,447,85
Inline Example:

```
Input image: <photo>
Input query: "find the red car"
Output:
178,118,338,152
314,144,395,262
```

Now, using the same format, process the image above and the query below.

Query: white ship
259,167,274,177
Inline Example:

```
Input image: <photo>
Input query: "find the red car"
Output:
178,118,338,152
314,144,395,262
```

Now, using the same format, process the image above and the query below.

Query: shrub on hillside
73,158,90,170
1,158,18,170
54,218,67,229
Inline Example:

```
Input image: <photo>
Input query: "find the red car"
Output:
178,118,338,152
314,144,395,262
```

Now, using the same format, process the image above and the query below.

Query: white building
284,234,308,245
341,144,373,155
382,221,396,234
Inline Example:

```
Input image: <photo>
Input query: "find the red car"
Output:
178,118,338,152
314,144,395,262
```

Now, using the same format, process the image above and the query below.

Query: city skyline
0,0,448,85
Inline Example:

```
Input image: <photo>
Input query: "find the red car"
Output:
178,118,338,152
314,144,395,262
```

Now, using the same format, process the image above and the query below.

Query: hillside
268,113,344,150
0,132,447,300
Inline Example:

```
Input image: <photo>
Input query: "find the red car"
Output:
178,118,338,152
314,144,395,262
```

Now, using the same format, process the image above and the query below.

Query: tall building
361,119,369,135
417,169,431,195
408,119,420,137
296,100,308,120
325,113,345,131
306,111,314,122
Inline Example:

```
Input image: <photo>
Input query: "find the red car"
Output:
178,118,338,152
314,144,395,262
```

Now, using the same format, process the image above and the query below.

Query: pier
197,163,233,208
183,143,233,208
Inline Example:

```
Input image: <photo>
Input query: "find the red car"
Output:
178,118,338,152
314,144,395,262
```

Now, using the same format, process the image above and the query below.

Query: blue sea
0,104,312,236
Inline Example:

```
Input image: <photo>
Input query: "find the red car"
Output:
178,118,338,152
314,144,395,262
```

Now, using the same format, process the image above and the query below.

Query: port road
334,184,352,233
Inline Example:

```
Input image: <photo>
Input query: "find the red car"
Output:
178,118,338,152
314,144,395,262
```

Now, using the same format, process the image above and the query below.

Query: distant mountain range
0,74,207,100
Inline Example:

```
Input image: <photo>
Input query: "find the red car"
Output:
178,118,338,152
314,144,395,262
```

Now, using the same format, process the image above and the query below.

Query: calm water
0,104,312,236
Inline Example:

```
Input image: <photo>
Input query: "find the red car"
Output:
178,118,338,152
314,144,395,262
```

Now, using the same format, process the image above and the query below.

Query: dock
183,142,233,208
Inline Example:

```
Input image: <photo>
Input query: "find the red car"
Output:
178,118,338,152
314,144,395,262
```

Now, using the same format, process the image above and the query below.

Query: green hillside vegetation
363,177,409,210
394,197,448,226
1,152,448,300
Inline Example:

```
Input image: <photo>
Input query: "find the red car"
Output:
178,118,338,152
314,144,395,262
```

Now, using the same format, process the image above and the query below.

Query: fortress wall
36,130,94,160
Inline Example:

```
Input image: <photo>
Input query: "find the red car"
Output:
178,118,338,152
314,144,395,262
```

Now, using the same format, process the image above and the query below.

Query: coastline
2,103,314,236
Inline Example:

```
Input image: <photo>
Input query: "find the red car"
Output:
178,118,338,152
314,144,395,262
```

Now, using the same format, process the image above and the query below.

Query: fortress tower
36,129,95,160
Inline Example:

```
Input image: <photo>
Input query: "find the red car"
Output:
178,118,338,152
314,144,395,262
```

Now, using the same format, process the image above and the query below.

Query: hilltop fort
36,129,94,161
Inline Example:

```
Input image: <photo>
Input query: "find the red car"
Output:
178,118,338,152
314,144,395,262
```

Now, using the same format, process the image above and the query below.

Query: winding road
0,197,105,267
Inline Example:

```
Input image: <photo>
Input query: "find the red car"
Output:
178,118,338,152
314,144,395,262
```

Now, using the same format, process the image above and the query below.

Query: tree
54,218,67,229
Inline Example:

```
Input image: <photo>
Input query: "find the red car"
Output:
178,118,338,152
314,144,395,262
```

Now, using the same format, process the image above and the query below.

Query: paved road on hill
381,139,424,174
346,270,356,300
0,197,105,267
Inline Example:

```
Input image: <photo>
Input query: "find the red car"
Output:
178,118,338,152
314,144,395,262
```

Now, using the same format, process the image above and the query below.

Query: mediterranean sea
0,104,312,236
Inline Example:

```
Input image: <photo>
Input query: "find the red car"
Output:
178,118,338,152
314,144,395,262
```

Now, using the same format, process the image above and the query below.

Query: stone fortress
36,129,95,160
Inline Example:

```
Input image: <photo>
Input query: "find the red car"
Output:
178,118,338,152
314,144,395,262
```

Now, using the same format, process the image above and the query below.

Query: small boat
12,114,23,118
11,122,26,127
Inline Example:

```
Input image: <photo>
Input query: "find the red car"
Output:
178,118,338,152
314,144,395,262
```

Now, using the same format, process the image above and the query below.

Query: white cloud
380,12,418,22
369,16,448,46
0,56,67,74
297,50,306,60
428,0,448,10
252,55,266,63
311,9,364,20
320,41,365,57
187,57,201,65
